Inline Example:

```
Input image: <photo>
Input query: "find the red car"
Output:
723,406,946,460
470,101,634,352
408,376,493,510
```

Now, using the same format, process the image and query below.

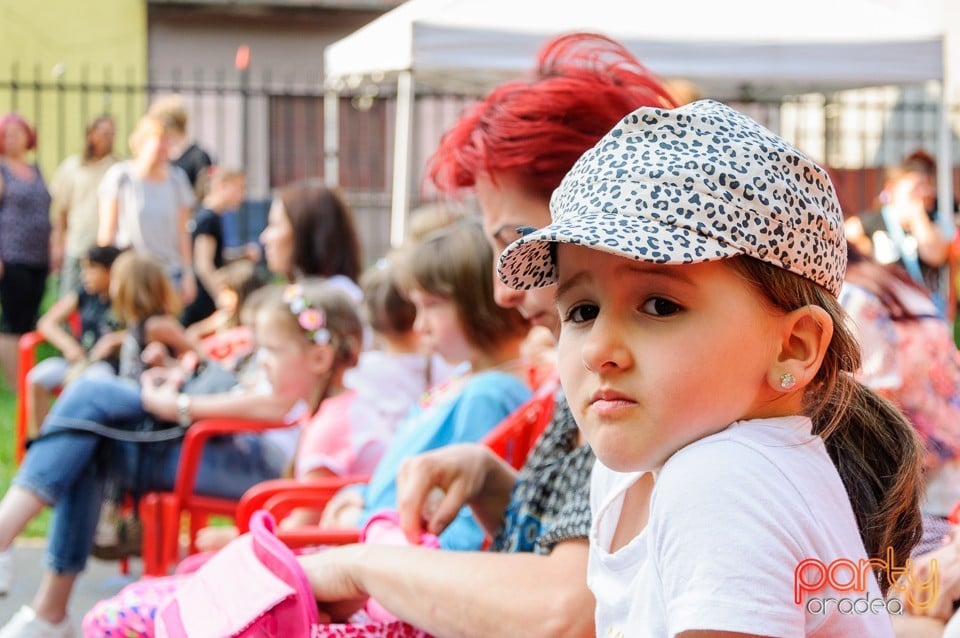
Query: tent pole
390,70,415,248
324,89,340,187
937,78,954,240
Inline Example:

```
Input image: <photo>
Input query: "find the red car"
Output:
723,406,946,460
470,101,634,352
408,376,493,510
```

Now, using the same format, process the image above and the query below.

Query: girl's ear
309,340,337,375
769,305,833,394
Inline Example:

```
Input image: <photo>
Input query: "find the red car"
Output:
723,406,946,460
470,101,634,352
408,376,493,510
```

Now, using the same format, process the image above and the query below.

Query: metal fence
2,63,959,264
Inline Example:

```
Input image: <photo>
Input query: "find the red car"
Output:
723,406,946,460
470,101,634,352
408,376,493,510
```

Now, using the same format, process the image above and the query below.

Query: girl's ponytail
815,375,923,593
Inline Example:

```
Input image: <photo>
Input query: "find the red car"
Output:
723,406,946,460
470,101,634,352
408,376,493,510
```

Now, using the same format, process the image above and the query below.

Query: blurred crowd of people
1,29,960,638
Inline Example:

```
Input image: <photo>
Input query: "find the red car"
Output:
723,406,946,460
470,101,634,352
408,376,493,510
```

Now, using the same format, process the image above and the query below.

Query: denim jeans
12,376,287,573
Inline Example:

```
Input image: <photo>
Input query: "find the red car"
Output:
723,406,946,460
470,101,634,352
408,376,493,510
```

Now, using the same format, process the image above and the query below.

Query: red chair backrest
482,377,558,470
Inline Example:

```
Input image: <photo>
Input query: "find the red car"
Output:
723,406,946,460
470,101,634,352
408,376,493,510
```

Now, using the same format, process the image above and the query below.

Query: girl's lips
590,388,634,403
589,389,637,417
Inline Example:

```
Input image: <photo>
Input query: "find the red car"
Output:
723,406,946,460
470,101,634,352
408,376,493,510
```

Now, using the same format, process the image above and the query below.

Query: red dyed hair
0,112,37,153
428,32,678,199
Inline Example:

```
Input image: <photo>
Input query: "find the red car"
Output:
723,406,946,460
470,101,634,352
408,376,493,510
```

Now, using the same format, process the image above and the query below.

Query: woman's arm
300,539,594,638
910,210,951,266
36,293,86,362
178,205,196,304
140,374,298,423
97,194,119,246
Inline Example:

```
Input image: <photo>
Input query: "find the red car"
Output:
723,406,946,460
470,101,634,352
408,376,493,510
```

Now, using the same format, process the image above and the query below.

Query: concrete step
0,538,141,632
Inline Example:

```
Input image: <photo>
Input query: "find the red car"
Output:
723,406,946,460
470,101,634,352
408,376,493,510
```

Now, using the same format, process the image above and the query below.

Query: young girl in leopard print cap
499,99,924,637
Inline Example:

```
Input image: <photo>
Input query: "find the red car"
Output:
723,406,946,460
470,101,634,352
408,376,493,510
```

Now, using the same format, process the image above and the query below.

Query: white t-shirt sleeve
650,441,807,636
171,166,196,209
97,161,125,200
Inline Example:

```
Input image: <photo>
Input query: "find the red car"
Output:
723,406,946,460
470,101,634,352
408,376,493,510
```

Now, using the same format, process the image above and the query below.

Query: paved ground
0,538,139,631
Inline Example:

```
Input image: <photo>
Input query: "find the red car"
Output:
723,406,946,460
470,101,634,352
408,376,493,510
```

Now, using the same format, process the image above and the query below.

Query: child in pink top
295,390,384,480
81,279,372,637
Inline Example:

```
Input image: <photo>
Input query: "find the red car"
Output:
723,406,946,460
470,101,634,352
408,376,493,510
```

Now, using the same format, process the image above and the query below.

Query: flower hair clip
282,284,331,345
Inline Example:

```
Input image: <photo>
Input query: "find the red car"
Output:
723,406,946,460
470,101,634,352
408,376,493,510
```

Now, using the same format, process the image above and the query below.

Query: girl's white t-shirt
588,416,897,638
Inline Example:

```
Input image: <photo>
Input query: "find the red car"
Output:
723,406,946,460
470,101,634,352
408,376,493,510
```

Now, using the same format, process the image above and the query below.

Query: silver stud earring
779,372,797,390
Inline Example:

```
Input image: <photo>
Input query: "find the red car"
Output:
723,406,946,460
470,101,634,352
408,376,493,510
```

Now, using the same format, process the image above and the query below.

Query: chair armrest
235,475,370,533
276,527,362,548
173,418,291,502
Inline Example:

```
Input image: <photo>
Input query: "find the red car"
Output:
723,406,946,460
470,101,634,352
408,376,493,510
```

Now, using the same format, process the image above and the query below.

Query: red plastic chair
233,379,559,550
138,417,294,577
15,331,49,465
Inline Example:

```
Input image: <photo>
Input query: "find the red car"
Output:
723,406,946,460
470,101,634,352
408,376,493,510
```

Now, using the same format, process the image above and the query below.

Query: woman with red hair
0,112,52,390
295,33,679,637
430,32,677,333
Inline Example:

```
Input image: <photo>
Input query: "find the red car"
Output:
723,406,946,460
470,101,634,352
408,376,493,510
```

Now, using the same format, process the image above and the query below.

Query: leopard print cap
497,99,846,296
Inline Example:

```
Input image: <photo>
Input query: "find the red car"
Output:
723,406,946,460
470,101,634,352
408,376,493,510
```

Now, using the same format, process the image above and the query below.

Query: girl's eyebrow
556,262,697,301
556,270,590,301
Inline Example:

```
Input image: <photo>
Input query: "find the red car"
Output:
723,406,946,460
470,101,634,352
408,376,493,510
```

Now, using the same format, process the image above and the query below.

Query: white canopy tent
323,0,949,246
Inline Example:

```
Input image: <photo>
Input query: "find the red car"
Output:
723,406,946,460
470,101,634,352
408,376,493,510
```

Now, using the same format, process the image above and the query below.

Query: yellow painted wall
0,0,147,176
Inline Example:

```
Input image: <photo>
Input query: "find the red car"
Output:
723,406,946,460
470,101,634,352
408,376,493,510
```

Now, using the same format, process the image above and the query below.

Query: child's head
205,167,246,212
253,280,363,407
110,250,181,324
360,255,418,352
401,220,529,365
261,180,362,282
404,202,470,246
882,149,937,212
147,94,189,137
213,259,267,327
499,99,922,568
80,245,123,295
128,113,170,162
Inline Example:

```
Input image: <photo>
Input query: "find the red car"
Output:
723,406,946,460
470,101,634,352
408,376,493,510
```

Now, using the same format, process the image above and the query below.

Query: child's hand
319,489,365,530
891,530,960,620
63,342,87,364
140,366,184,389
195,525,239,553
141,341,170,368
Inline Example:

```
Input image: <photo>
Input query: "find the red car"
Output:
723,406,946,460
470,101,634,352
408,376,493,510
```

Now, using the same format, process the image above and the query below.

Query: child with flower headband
81,279,377,636
497,100,924,636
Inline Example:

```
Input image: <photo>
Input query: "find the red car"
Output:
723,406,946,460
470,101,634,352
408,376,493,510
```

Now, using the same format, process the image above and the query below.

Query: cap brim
497,212,744,290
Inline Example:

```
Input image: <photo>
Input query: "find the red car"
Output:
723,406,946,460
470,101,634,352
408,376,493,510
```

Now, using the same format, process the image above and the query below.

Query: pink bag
357,510,440,624
155,510,319,637
307,510,438,638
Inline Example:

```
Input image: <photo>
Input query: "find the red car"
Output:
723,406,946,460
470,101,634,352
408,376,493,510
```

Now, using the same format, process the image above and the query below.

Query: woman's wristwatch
176,393,192,428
